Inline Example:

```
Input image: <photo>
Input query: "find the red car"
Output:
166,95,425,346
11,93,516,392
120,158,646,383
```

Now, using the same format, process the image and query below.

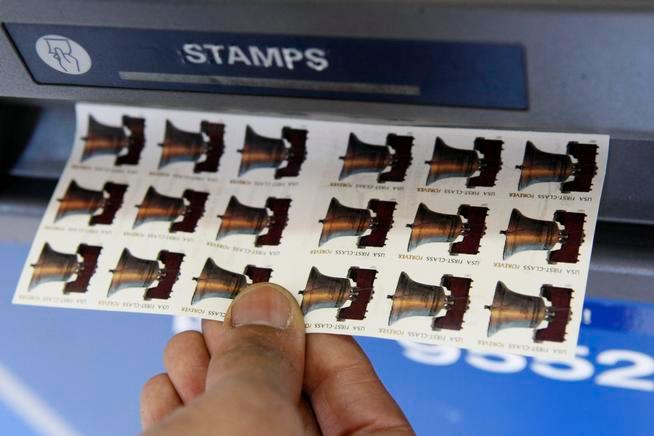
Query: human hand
140,282,414,435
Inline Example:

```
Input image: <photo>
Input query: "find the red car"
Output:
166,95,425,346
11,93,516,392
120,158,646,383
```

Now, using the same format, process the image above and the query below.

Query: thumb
150,283,306,435
206,282,305,396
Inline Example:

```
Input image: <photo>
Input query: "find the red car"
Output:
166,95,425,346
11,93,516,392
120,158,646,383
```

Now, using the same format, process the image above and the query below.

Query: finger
163,330,210,403
203,316,321,436
299,395,322,436
204,283,305,396
149,283,307,435
304,334,414,435
201,318,224,350
140,373,183,430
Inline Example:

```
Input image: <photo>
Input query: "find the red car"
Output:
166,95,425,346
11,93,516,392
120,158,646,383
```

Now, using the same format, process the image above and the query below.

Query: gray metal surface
1,1,654,138
599,139,654,224
5,100,75,179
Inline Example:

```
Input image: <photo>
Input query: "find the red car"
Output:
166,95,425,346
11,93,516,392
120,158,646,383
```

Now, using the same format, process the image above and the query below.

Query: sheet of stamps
12,103,609,358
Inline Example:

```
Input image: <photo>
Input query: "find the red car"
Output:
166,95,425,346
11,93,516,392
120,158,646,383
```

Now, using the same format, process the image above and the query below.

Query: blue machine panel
5,23,528,110
1,245,651,435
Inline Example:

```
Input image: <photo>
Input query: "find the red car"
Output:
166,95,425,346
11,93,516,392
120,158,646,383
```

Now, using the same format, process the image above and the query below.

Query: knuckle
163,330,202,361
226,337,290,366
201,318,223,333
212,333,300,379
141,373,169,398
